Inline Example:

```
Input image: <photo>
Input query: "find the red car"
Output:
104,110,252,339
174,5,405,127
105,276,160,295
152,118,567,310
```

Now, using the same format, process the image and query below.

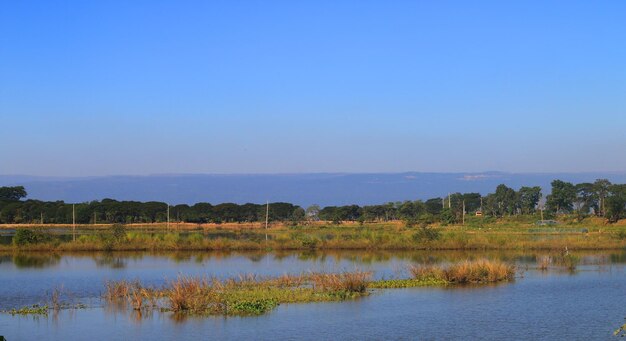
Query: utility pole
448,193,451,209
72,204,76,242
442,198,445,209
167,204,170,230
265,201,269,242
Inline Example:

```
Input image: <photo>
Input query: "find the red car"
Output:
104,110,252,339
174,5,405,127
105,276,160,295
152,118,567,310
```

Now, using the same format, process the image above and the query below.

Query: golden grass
102,271,374,316
410,259,515,284
309,271,371,293
6,217,626,252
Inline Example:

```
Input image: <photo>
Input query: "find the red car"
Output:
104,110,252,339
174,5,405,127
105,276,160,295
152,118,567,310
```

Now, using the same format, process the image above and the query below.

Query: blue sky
1,0,625,176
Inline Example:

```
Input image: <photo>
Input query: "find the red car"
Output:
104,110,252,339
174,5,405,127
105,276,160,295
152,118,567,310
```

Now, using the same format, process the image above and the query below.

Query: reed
104,280,132,301
51,286,61,311
167,276,216,313
309,271,371,293
537,255,551,271
104,271,373,316
555,253,579,271
410,259,515,284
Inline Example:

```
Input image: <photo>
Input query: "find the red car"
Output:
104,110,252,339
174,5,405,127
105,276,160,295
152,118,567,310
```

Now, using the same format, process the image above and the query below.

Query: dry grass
103,271,373,316
537,256,551,271
51,286,61,311
104,280,155,310
167,276,218,313
309,271,372,293
104,280,132,301
410,259,515,284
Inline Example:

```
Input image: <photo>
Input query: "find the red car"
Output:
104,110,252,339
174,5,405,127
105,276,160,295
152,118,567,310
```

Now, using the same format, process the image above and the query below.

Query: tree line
0,178,625,225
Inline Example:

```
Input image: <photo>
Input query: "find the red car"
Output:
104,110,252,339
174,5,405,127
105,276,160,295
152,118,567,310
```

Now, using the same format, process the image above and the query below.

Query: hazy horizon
4,169,626,178
3,171,626,207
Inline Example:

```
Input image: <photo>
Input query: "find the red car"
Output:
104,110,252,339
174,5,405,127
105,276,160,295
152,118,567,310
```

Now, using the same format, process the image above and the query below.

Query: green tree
0,186,27,201
546,180,576,214
593,179,612,216
606,184,626,223
461,193,482,213
492,184,517,217
574,183,598,215
424,198,443,216
517,186,542,215
290,207,306,225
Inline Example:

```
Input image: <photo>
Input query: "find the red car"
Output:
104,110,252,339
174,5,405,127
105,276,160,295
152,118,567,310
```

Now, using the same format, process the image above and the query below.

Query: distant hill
1,172,626,207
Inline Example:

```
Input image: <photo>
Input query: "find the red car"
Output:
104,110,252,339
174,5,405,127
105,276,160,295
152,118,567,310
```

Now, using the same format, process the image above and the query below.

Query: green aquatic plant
229,299,278,315
3,304,48,316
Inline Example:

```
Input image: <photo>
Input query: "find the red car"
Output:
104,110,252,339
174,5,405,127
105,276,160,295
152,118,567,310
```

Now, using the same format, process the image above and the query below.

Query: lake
1,250,625,340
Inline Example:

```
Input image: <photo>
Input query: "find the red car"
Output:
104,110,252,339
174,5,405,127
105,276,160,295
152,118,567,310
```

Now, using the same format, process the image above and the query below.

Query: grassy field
3,216,626,252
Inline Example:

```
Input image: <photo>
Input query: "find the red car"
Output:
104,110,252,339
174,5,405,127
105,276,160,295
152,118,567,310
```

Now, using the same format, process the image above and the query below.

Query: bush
164,233,181,244
187,233,204,243
300,236,318,249
616,230,626,240
412,227,441,243
110,224,127,242
404,218,417,228
13,229,49,246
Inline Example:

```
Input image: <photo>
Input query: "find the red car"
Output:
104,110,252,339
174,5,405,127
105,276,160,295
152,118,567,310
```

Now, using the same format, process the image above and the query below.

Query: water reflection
94,254,127,268
2,249,626,339
1,249,625,271
13,253,61,268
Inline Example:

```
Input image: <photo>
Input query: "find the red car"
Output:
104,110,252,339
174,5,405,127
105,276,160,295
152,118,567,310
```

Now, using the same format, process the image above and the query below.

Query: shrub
164,233,181,244
412,227,441,243
13,229,49,246
187,233,204,243
404,218,418,228
110,224,127,242
615,230,626,240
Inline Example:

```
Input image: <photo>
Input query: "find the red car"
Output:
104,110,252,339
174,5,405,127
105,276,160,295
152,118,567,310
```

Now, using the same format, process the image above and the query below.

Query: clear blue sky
1,0,625,176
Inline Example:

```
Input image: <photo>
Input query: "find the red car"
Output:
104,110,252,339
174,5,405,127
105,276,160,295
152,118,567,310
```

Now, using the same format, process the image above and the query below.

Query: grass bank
4,218,626,252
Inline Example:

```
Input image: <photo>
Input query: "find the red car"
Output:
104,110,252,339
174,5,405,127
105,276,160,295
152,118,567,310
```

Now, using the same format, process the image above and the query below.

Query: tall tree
517,186,542,214
0,186,27,201
606,184,626,223
494,184,517,216
546,180,576,214
593,179,612,217
424,198,443,216
574,183,598,215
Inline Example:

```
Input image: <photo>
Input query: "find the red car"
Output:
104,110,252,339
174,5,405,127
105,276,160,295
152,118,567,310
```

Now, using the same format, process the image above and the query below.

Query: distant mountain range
1,172,626,207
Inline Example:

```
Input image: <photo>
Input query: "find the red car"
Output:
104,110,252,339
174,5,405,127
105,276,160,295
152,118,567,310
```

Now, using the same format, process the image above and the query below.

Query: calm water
1,250,626,340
